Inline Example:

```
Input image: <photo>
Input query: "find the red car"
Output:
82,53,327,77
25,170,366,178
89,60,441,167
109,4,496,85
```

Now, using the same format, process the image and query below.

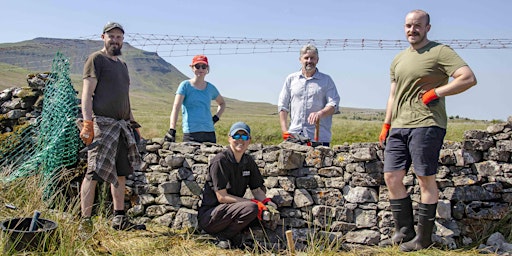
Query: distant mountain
0,37,188,92
0,38,387,120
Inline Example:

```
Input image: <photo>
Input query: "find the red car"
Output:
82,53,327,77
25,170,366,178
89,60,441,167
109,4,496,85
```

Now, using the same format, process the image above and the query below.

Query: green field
129,89,491,146
0,65,491,147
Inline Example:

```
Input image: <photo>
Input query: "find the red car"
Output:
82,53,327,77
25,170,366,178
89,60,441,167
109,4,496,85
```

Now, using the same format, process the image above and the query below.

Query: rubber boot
400,203,437,252
390,196,416,245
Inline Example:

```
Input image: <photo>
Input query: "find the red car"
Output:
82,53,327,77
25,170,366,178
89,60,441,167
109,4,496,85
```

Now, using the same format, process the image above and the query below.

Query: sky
1,0,511,121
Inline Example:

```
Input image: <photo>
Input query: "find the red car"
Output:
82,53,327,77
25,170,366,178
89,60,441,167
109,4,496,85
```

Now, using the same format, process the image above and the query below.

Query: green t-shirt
390,41,467,129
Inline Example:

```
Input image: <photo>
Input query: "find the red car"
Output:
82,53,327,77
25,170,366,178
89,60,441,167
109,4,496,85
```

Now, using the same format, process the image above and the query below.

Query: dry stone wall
2,79,511,249
126,118,512,249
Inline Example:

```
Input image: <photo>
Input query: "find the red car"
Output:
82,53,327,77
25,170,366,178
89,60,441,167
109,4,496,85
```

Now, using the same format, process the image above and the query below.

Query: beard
304,63,316,71
105,43,122,56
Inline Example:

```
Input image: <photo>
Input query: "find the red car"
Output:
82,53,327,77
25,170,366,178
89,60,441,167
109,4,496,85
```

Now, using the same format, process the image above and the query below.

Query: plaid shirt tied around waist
87,116,141,187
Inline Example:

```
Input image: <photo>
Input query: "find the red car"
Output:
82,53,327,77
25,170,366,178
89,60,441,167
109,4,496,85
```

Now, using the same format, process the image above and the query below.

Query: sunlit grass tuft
0,166,493,255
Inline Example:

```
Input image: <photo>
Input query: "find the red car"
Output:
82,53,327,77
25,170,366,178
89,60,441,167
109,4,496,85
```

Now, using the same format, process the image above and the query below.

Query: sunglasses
194,64,208,69
231,134,250,141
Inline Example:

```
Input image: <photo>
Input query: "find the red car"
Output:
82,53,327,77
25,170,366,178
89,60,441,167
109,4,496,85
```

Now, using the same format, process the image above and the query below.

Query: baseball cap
229,122,251,136
191,55,208,65
103,22,125,34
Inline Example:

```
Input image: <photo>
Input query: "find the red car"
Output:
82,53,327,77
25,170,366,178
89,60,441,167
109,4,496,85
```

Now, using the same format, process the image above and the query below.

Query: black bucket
1,217,58,253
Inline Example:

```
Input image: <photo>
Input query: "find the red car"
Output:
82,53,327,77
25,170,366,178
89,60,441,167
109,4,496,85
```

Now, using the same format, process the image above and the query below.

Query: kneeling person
198,121,277,249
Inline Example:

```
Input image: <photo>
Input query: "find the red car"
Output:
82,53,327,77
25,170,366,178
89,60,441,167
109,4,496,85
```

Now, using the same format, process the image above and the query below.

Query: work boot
78,217,93,240
400,203,437,252
111,215,146,231
390,196,416,245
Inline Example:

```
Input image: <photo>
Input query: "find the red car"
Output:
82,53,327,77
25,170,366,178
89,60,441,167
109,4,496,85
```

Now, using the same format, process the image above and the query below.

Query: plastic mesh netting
0,52,82,196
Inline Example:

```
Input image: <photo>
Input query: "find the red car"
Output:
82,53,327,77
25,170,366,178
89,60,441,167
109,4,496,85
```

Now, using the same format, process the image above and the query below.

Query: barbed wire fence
0,35,511,72
0,36,510,194
121,34,512,57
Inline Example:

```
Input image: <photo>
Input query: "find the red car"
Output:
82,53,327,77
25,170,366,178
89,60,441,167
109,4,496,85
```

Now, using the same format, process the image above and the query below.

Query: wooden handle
314,119,320,141
286,230,295,256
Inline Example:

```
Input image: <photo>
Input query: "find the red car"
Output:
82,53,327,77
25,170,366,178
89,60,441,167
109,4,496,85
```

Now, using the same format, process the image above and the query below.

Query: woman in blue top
165,55,226,143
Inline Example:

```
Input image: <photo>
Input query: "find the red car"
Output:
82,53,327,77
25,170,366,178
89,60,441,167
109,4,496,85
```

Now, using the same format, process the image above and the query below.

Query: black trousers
198,201,258,240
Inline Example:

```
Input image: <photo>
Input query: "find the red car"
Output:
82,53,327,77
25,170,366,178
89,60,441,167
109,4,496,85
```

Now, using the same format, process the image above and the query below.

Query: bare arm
279,110,289,133
215,189,249,204
169,94,184,129
434,66,477,97
252,187,277,208
251,187,268,201
307,105,335,125
214,94,226,118
383,81,397,125
81,77,97,121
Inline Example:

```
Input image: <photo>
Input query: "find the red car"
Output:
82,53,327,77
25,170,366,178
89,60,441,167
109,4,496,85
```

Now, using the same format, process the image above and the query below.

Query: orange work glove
80,120,94,145
251,199,268,220
261,198,273,205
379,123,391,147
282,132,292,140
422,89,439,105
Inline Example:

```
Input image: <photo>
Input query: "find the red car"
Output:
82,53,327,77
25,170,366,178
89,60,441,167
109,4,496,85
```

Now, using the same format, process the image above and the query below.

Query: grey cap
229,122,251,136
103,22,124,34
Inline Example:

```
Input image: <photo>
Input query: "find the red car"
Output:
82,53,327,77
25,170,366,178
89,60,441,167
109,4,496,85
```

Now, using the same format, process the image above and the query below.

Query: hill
0,38,492,145
0,37,188,93
0,38,387,118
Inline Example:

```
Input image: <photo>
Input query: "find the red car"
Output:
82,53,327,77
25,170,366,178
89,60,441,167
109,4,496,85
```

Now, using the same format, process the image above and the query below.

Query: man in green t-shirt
378,10,477,252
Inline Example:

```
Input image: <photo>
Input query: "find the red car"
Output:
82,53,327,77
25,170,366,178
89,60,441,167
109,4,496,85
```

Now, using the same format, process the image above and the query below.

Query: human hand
262,198,277,209
80,120,94,145
307,111,322,125
133,127,141,143
164,128,176,142
130,120,142,142
421,88,439,105
282,132,292,140
378,123,391,148
212,115,219,124
251,199,268,220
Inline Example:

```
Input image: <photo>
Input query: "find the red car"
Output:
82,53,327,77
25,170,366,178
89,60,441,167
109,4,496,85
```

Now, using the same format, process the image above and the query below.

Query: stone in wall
119,117,512,249
4,81,512,250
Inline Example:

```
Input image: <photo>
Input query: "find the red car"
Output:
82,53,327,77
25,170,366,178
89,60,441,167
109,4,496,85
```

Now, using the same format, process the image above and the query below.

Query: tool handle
29,211,41,231
286,230,295,256
314,119,320,141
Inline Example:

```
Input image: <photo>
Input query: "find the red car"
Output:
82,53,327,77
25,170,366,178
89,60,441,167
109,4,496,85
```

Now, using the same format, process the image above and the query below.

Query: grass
0,159,504,255
0,71,497,255
0,67,491,147
127,89,490,146
2,81,488,148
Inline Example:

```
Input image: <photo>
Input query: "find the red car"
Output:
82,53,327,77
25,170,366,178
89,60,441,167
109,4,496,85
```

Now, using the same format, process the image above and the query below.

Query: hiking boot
111,215,146,231
78,217,93,240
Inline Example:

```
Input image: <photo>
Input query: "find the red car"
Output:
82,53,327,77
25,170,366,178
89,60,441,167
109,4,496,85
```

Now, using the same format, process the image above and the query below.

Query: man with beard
278,44,340,147
379,10,476,251
198,122,278,249
79,22,145,236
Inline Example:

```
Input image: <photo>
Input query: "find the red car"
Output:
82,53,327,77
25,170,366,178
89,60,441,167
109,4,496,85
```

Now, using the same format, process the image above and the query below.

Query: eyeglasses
194,64,208,69
231,134,250,141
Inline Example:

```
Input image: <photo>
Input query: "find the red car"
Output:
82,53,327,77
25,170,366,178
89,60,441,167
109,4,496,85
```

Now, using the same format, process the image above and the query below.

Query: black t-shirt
199,147,264,213
83,51,131,120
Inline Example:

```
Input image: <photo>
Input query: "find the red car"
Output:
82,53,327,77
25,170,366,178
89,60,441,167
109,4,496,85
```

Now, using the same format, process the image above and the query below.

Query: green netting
0,52,82,197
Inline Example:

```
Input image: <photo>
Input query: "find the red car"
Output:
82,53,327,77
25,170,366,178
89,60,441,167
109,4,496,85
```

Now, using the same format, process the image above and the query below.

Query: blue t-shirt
177,80,220,133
